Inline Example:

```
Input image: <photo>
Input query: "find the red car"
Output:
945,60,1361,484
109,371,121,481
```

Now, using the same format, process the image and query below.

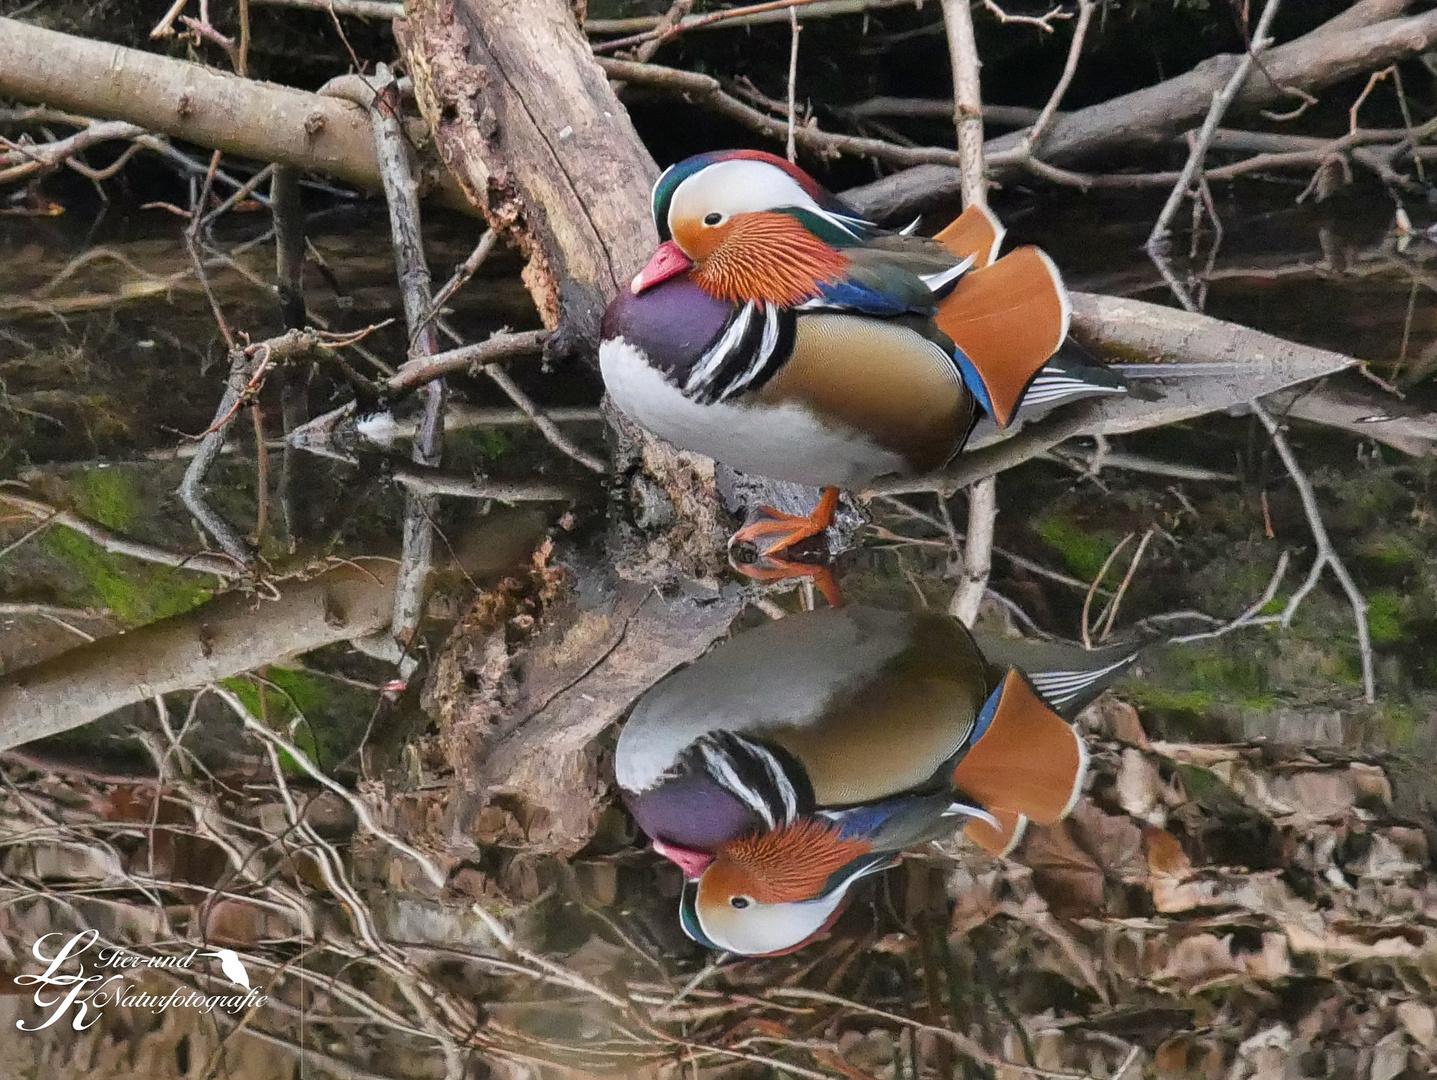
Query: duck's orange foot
727,486,840,558
731,556,844,609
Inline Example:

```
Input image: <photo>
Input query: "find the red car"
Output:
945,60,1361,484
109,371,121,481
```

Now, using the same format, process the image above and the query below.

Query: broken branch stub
397,0,659,357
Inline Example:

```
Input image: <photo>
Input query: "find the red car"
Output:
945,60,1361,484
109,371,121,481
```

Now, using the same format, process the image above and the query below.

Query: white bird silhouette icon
202,949,252,991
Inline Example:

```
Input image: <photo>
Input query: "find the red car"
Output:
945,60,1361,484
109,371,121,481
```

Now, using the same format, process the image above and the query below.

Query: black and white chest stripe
679,730,813,830
681,301,797,407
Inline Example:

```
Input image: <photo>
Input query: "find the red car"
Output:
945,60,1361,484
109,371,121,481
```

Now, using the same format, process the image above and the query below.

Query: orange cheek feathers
671,217,722,263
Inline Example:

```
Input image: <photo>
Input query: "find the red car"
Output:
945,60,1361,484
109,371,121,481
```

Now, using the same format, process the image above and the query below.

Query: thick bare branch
845,6,1437,218
0,17,472,213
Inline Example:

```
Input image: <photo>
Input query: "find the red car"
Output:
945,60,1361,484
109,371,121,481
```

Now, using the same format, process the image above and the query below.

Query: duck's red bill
652,838,714,879
631,241,693,293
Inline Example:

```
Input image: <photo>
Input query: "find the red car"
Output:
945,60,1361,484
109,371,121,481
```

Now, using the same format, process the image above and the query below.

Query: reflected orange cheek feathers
695,858,755,908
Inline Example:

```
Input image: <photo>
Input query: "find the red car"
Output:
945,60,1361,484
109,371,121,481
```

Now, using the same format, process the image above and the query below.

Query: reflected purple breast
622,772,762,853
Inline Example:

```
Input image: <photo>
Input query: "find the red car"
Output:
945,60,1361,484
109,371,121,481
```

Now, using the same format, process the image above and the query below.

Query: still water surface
0,184,1434,1078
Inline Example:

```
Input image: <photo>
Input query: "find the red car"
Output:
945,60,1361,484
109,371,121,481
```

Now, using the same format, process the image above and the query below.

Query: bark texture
0,16,472,212
0,513,547,752
0,559,398,752
396,0,660,356
1068,292,1358,436
391,0,738,858
429,569,742,856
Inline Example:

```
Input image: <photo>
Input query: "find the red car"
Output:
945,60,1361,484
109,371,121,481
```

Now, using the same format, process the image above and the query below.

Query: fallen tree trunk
1068,293,1358,436
387,0,751,854
0,16,472,214
0,511,546,752
0,558,399,752
396,0,659,353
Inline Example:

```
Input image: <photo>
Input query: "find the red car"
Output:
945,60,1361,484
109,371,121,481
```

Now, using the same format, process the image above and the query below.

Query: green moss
1034,516,1115,580
1365,590,1409,646
222,669,371,774
41,528,212,625
1375,703,1421,751
1359,537,1419,571
1173,763,1250,816
71,467,144,531
1124,683,1217,715
221,675,320,773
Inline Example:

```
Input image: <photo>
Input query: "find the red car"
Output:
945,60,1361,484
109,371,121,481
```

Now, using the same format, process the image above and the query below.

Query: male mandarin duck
599,149,1129,555
613,606,1138,956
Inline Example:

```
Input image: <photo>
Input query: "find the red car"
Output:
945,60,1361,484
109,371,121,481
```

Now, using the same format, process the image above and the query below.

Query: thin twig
979,0,1069,32
1166,550,1290,645
1025,0,1094,151
1251,402,1375,702
369,63,444,655
592,0,899,53
597,58,974,171
385,330,548,394
213,685,448,887
419,230,498,343
1099,526,1155,640
1081,533,1134,650
432,319,605,473
938,0,997,629
468,905,631,1011
786,6,802,162
1148,0,1282,249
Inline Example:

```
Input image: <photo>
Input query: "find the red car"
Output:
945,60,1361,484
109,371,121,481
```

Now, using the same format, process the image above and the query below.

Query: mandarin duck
614,605,1137,956
599,149,1129,558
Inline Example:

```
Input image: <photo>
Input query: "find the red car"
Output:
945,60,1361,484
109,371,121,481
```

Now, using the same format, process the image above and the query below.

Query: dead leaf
1241,932,1292,982
1116,747,1164,822
1023,818,1106,916
1144,826,1193,879
812,1046,883,1080
1346,831,1422,881
1230,1025,1292,1080
1396,1001,1436,1051
1156,932,1242,989
1369,1028,1408,1080
1079,695,1149,747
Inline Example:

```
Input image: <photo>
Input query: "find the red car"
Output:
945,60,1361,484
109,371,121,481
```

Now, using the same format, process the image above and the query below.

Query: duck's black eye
703,212,723,226
730,896,751,909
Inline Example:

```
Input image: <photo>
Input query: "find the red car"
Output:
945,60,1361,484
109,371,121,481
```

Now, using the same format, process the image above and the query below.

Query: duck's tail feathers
1025,651,1140,716
933,203,1006,268
964,808,1029,857
951,669,1088,828
1021,345,1133,414
935,247,1071,429
972,634,1142,719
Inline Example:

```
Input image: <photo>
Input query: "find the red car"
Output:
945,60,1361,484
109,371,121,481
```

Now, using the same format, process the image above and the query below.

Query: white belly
600,338,904,488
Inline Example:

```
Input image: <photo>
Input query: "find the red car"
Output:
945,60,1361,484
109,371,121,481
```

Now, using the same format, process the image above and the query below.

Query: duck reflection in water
615,606,1138,956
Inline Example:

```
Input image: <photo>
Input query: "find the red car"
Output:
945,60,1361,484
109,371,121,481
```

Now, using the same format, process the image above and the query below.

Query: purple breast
622,773,762,853
601,275,734,382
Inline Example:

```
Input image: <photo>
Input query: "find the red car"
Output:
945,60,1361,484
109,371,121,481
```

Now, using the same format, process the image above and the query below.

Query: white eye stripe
669,159,826,237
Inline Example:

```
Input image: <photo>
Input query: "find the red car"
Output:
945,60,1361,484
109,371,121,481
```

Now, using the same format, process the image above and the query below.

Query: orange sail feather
951,669,1088,829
